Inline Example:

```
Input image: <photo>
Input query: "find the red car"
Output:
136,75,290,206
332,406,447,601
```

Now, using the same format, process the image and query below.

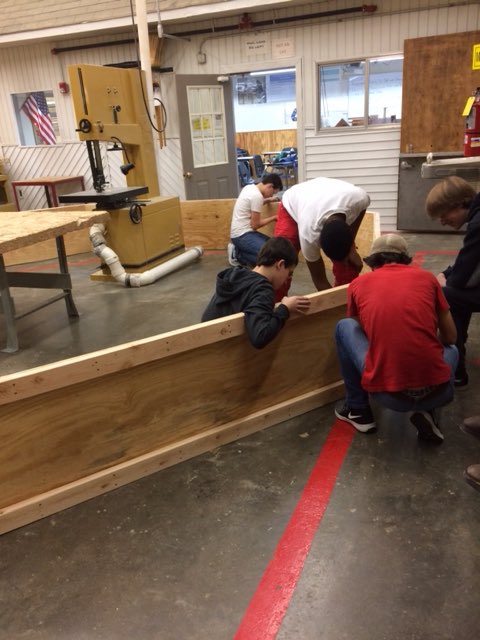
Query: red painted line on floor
233,420,355,640
412,249,457,268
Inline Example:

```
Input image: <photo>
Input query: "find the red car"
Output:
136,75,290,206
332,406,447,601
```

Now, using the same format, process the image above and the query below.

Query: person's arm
250,209,277,231
437,308,457,345
346,243,363,271
306,257,331,291
243,285,290,349
444,217,480,287
349,209,366,238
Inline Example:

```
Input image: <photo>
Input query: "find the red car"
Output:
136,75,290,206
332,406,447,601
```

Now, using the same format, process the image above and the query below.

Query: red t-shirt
347,264,451,392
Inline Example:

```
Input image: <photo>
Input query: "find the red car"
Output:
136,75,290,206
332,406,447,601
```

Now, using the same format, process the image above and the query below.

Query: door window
188,86,228,167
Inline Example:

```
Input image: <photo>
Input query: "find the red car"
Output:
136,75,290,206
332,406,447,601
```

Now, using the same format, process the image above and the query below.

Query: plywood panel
1,204,100,265
235,130,297,156
401,30,480,153
0,284,355,534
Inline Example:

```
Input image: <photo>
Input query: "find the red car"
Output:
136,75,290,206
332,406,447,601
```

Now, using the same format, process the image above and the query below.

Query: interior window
12,91,58,145
318,55,403,129
232,68,297,131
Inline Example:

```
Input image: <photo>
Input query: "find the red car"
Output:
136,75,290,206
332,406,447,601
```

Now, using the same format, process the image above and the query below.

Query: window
187,86,228,167
233,68,297,132
318,55,403,129
12,91,59,145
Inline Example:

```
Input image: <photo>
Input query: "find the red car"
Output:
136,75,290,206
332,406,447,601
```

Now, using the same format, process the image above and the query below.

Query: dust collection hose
89,223,203,287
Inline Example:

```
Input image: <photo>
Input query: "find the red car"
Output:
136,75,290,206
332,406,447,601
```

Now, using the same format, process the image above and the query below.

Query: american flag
21,91,56,145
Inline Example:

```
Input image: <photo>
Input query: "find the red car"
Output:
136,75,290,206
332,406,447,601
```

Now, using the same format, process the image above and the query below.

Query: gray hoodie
201,267,289,349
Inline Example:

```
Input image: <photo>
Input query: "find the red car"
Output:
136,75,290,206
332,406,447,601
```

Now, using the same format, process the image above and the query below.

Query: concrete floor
1,232,480,639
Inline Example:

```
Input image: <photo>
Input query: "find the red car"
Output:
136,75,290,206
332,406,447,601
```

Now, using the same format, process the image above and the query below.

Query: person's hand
281,295,311,317
264,196,279,203
437,272,447,286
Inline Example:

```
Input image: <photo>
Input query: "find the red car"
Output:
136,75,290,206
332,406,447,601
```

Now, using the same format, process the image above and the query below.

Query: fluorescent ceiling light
369,55,403,62
250,68,296,76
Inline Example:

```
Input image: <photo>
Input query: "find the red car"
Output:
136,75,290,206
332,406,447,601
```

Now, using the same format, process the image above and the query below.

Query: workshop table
11,176,85,210
0,209,109,352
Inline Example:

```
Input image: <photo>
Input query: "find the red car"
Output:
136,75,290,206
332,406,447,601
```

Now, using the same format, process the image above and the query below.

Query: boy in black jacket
426,176,480,386
202,237,310,348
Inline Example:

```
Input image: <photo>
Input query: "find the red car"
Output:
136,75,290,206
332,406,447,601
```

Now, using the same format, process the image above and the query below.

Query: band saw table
0,209,109,353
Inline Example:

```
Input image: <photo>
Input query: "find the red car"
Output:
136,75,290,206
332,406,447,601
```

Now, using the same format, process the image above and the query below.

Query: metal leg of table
0,255,19,353
55,236,79,318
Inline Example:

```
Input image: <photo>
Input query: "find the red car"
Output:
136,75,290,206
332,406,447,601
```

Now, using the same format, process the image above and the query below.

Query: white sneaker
227,242,241,267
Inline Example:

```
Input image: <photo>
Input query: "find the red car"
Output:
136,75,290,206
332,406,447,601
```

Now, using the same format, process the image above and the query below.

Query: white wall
159,1,480,229
0,2,479,226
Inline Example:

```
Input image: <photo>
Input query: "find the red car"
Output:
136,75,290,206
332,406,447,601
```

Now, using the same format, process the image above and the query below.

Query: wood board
0,286,348,535
181,201,379,273
401,30,480,153
2,204,102,266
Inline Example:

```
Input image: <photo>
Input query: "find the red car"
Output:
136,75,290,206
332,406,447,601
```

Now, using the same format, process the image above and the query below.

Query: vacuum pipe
89,223,203,287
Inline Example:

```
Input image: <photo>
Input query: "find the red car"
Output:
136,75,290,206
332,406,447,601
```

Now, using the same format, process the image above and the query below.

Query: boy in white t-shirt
274,176,370,299
229,173,283,267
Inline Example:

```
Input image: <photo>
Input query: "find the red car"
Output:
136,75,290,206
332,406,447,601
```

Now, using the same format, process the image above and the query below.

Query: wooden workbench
0,208,109,352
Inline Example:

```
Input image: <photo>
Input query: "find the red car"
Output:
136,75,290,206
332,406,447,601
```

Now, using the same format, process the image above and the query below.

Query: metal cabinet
397,152,479,231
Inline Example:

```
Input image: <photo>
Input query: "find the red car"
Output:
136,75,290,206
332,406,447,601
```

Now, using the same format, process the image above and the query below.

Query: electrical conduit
89,223,203,287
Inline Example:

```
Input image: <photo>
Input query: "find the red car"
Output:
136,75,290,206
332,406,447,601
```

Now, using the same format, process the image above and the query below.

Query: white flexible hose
89,224,203,287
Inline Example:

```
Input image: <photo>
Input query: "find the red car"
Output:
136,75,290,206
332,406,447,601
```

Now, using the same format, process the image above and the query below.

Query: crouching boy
202,237,310,349
334,234,458,444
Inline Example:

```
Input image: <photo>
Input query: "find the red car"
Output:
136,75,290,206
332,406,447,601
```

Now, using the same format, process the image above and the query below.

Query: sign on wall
244,33,271,57
473,44,480,70
272,38,295,59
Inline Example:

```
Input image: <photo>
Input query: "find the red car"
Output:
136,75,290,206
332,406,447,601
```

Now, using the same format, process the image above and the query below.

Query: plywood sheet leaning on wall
0,286,348,535
401,30,480,153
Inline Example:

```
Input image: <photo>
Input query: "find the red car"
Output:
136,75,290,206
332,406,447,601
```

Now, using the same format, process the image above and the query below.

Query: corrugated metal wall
0,1,479,227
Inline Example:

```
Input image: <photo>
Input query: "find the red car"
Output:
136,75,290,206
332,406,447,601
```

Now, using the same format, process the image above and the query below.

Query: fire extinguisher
464,87,480,157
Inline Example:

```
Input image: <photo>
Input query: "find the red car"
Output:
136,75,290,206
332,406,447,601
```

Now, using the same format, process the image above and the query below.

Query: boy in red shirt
334,234,458,443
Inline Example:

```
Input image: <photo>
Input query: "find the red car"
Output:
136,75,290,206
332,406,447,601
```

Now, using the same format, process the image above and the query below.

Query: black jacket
443,192,480,288
201,267,289,349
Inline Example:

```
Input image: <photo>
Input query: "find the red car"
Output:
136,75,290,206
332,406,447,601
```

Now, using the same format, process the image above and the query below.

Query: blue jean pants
335,318,459,412
232,231,270,267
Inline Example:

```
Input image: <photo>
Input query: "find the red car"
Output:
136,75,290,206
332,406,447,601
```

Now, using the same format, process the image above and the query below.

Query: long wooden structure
0,206,378,534
0,286,347,535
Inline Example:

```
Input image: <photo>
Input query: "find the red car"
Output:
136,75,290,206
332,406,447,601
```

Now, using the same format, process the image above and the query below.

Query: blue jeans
232,231,270,267
335,318,458,412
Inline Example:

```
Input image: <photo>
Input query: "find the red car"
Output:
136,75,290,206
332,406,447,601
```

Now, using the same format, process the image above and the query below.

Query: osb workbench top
0,210,109,254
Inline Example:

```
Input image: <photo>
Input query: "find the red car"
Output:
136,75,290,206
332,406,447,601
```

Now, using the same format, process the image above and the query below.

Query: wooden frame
0,286,347,535
0,208,378,534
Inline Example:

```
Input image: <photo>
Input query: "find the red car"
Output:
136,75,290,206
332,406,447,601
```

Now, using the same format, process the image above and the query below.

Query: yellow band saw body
63,63,184,275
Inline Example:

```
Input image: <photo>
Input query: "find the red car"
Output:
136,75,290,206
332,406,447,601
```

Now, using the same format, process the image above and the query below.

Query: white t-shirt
281,177,371,262
230,184,265,238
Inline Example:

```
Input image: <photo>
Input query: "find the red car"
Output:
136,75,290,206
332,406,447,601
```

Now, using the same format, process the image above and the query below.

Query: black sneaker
454,372,469,388
409,410,444,444
335,403,376,433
